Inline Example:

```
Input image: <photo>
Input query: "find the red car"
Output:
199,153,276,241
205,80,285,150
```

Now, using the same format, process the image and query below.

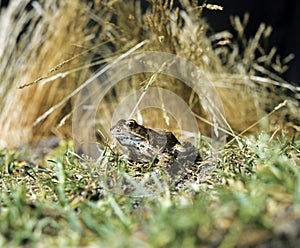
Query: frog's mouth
113,134,145,147
110,125,147,147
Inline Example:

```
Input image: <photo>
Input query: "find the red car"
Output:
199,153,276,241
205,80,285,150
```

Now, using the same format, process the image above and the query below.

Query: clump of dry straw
0,0,299,148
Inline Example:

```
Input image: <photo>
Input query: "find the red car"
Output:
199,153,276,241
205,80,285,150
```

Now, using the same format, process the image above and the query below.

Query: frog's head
110,119,148,147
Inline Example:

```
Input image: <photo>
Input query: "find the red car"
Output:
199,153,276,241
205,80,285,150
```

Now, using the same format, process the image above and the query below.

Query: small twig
96,129,115,153
129,57,175,119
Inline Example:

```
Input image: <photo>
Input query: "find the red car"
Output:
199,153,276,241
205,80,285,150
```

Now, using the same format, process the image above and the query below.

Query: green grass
0,133,299,247
1,1,299,247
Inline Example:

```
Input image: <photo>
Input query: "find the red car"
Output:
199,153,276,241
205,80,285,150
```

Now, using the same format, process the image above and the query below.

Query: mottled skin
110,119,200,165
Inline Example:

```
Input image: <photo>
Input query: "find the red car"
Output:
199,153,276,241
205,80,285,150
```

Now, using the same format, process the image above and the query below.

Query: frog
110,119,201,168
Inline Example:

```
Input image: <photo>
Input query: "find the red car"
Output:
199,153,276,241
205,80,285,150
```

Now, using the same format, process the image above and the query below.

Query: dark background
1,0,299,85
202,0,300,85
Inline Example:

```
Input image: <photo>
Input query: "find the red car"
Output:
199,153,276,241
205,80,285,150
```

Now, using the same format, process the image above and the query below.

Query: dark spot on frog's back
165,131,181,148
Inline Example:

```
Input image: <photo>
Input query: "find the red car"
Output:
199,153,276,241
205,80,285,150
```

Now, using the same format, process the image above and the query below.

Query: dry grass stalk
0,0,102,147
95,1,299,138
0,0,298,149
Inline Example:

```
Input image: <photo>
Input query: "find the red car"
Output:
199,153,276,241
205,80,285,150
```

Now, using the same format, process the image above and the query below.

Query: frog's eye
126,119,137,128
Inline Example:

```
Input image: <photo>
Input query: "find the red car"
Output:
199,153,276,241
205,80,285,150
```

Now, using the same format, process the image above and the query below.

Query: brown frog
110,119,200,166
